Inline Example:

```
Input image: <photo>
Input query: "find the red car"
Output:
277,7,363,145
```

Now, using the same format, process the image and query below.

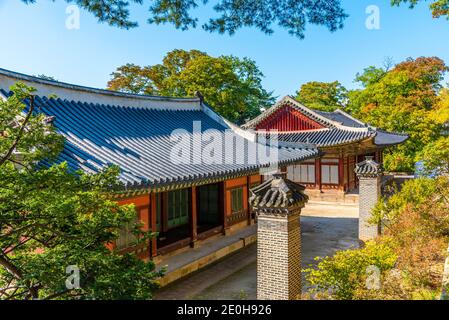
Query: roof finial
194,91,204,103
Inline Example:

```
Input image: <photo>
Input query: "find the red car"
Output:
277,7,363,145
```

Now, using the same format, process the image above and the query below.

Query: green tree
21,0,347,38
391,0,449,19
0,83,161,300
108,49,274,124
418,136,449,176
306,176,449,300
304,241,397,300
348,57,449,172
295,81,348,112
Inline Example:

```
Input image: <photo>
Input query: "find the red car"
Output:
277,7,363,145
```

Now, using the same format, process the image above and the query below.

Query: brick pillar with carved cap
249,173,308,300
355,156,383,242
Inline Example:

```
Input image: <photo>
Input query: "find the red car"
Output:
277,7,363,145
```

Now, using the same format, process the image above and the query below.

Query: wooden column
247,176,252,226
315,158,322,191
347,156,350,190
190,186,198,247
221,181,229,235
139,205,150,259
339,154,344,191
162,192,168,233
150,193,158,258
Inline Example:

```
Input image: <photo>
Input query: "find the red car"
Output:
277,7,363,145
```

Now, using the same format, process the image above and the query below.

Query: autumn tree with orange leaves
348,57,449,172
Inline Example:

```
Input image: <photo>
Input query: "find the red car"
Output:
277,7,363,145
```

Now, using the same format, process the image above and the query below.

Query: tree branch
0,96,35,166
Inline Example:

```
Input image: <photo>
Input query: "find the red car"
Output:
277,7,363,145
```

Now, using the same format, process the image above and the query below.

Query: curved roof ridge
257,127,330,134
242,96,338,129
374,127,409,137
334,108,368,126
283,96,337,127
243,96,375,131
0,67,200,102
0,67,202,110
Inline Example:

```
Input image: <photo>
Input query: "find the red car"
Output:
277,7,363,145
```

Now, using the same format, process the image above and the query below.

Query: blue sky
0,0,448,98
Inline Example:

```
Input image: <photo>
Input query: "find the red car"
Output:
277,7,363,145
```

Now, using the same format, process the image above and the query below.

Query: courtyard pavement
154,202,359,300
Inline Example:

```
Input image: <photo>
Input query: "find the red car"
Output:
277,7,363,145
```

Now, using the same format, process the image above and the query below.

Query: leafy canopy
418,136,449,176
0,83,161,300
108,49,274,124
306,176,449,300
348,57,449,172
21,1,449,38
304,241,397,300
22,0,347,38
391,0,449,19
295,81,348,112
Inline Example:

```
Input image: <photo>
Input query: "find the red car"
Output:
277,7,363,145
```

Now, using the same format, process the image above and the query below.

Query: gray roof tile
249,173,308,214
246,97,409,148
355,156,383,177
1,88,319,190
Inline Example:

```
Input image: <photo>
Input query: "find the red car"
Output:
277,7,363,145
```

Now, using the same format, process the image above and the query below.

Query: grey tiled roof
259,129,376,147
355,156,383,177
374,129,409,146
246,96,409,148
314,109,367,128
0,87,319,191
249,173,308,214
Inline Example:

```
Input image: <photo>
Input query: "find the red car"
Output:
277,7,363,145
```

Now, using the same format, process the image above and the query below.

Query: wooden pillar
162,192,168,233
347,155,350,190
315,158,322,191
221,181,229,235
190,186,198,247
246,176,252,226
339,154,344,191
139,204,150,259
150,193,158,258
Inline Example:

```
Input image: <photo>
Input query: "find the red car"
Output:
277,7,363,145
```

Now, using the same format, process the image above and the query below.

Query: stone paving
155,202,359,300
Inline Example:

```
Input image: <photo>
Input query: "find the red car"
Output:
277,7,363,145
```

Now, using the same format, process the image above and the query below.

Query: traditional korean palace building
243,96,408,198
0,69,320,259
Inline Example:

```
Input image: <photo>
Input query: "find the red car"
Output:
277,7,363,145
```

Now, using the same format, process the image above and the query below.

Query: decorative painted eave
249,173,308,215
244,96,409,149
243,96,338,130
355,156,383,177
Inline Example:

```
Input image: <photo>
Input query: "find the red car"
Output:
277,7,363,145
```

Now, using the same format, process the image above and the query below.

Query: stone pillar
249,173,308,300
355,156,383,242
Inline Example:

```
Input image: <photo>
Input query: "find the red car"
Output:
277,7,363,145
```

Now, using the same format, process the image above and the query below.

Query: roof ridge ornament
249,172,308,216
355,156,383,178
194,91,204,103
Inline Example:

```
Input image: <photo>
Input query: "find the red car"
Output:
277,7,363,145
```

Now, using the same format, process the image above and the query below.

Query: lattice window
167,189,189,228
287,164,315,184
231,187,244,213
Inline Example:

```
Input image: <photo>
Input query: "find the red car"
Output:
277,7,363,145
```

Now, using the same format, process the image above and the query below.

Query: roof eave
112,149,321,197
